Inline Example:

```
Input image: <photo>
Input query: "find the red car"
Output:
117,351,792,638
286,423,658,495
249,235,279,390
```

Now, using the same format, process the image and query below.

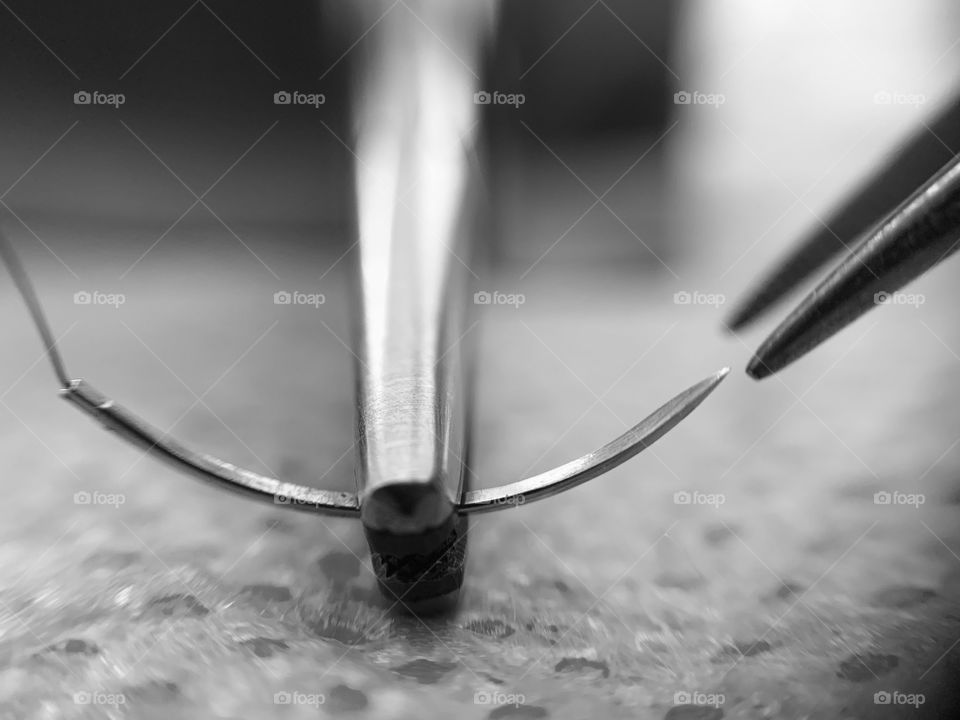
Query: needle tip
692,366,731,398
708,366,731,386
692,367,731,396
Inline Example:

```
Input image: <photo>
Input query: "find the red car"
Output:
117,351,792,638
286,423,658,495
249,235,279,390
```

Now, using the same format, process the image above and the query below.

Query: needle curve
0,231,361,517
458,367,729,514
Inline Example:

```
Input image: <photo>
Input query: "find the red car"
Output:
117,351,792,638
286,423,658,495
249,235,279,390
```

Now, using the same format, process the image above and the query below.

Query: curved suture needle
1,232,727,519
460,367,729,513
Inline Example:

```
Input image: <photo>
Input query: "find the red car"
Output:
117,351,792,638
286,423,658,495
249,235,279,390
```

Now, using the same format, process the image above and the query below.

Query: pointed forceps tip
738,91,960,378
747,151,960,378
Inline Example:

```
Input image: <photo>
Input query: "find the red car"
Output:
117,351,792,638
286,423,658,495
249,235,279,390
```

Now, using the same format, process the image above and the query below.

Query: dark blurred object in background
487,0,677,138
0,0,679,243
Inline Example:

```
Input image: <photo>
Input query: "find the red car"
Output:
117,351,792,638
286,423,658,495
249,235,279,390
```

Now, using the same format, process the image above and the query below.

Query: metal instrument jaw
728,91,960,379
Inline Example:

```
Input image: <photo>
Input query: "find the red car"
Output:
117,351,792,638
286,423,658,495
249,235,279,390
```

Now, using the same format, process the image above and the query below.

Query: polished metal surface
459,368,729,513
350,0,492,535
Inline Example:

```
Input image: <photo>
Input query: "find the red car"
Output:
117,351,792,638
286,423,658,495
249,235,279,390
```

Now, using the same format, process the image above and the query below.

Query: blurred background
2,1,960,718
